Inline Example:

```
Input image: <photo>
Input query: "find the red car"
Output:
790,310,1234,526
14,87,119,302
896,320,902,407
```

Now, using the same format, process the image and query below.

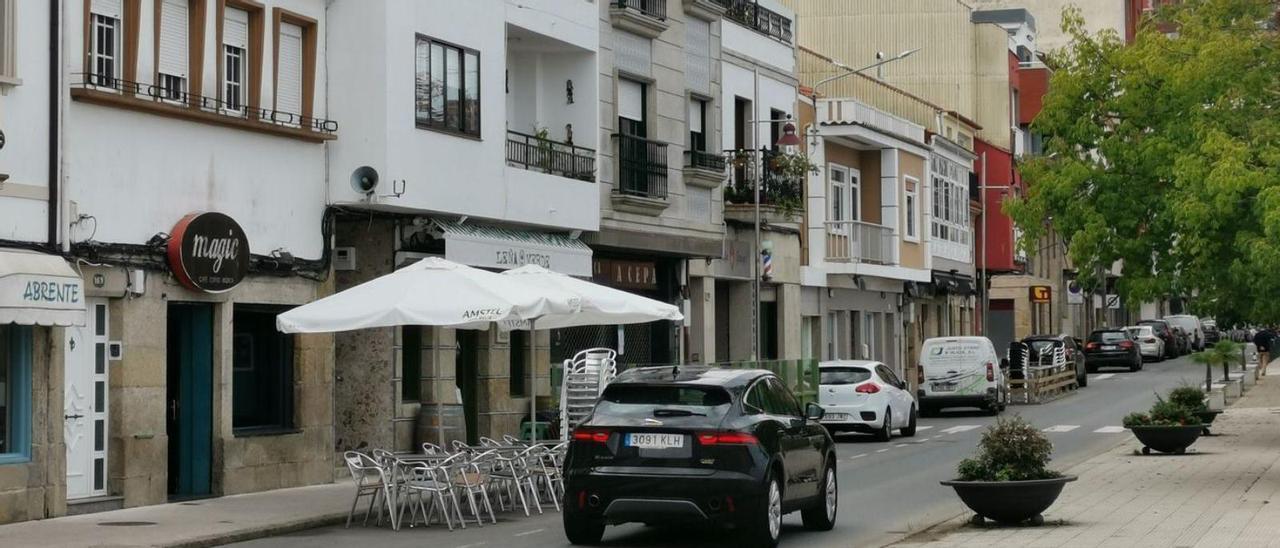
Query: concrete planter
940,476,1077,525
1129,424,1204,455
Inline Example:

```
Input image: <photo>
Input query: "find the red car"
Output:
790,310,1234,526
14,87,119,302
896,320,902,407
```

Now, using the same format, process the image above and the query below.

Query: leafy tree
1007,0,1280,323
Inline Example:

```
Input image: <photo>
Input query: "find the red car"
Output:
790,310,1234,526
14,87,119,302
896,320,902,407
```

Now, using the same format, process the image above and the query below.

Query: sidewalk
0,480,354,548
896,367,1280,548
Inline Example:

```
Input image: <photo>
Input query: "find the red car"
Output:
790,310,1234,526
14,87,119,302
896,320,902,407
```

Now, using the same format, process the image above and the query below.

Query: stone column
778,283,802,360
687,276,716,364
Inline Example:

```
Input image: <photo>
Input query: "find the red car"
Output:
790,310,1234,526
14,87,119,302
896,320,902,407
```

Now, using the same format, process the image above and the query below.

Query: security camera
350,166,379,195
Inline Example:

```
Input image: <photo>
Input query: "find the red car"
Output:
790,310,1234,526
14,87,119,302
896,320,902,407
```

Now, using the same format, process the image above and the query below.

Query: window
744,380,767,414
618,78,646,136
415,35,480,137
276,22,303,118
819,367,871,385
90,8,121,87
930,153,971,246
401,326,422,401
905,177,919,241
509,331,528,397
688,97,706,151
0,325,32,463
828,164,859,230
765,378,800,417
223,6,249,111
232,306,295,432
0,0,16,81
157,0,189,100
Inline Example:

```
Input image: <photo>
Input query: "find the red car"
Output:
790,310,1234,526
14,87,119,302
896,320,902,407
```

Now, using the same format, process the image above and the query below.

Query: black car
1084,329,1143,372
563,367,838,547
1013,334,1088,388
1137,319,1179,359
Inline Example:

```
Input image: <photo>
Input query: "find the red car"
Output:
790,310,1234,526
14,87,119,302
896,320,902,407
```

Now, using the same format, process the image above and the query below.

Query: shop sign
1029,285,1052,303
593,259,658,291
167,212,250,293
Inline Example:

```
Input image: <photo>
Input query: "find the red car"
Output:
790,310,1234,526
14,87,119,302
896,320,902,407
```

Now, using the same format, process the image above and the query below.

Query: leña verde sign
167,212,250,293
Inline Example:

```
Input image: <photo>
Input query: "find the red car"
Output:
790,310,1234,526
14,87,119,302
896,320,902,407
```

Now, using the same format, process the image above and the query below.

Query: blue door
167,303,213,497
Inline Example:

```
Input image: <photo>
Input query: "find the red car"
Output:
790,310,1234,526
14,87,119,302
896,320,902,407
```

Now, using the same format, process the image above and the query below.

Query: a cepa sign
167,212,250,293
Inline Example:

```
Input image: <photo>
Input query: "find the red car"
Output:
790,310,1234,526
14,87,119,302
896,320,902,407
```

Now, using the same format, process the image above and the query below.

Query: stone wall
334,218,397,456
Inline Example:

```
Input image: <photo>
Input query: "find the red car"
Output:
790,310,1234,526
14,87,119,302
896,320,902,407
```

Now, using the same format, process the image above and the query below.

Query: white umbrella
501,264,684,439
276,257,581,446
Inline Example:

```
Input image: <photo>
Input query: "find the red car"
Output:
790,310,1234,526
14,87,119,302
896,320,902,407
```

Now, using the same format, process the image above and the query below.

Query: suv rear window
1138,321,1168,334
595,385,732,419
820,367,872,385
1090,331,1128,343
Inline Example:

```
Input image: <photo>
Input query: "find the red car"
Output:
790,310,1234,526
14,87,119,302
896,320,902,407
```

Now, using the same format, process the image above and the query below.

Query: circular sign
167,212,250,293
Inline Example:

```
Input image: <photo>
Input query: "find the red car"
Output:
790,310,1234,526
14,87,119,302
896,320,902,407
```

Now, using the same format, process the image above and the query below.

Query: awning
0,248,86,326
931,271,976,296
432,221,593,278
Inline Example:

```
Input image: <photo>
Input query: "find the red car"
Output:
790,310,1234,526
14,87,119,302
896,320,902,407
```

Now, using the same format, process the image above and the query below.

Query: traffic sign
1106,294,1121,309
1030,285,1052,303
1066,281,1084,304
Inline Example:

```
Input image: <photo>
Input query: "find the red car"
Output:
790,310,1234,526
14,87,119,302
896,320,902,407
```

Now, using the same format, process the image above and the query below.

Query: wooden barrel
416,403,467,448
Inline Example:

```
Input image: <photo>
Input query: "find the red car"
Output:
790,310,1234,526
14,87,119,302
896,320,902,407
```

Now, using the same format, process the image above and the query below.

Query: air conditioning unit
333,247,357,271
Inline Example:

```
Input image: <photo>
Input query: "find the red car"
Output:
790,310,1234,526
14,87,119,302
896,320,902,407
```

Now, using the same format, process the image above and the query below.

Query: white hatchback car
817,360,918,441
1125,325,1166,361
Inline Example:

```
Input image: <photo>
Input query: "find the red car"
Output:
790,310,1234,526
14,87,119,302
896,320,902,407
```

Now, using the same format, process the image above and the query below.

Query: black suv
563,367,838,547
1085,329,1143,372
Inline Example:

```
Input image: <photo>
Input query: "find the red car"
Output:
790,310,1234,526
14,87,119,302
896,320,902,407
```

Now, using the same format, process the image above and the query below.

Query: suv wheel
1078,366,1089,388
563,511,605,545
875,408,893,442
801,460,838,531
743,470,783,548
901,406,918,437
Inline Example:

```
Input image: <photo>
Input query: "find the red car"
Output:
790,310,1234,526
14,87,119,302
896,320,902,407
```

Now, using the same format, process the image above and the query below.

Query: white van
1164,315,1205,352
917,336,1008,416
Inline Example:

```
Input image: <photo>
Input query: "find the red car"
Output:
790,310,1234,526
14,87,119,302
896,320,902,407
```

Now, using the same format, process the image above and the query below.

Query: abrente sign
167,212,251,293
0,248,86,326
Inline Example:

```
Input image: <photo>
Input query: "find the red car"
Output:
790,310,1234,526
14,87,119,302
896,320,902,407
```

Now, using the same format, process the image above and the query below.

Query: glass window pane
94,419,104,451
430,43,445,124
415,39,430,121
445,46,461,130
95,381,105,413
402,326,421,401
93,458,105,490
95,305,106,336
95,343,105,375
233,306,295,430
464,51,479,134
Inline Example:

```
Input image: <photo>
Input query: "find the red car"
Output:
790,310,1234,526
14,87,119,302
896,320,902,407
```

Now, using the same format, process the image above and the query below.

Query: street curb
162,513,348,548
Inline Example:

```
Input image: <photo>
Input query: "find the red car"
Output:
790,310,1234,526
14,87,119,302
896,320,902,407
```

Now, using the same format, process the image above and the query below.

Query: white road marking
1043,425,1080,433
918,438,931,442
940,425,982,434
514,529,545,537
455,543,489,548
1093,373,1116,381
1094,426,1127,434
850,454,867,460
875,448,890,453
915,425,934,431
894,444,909,448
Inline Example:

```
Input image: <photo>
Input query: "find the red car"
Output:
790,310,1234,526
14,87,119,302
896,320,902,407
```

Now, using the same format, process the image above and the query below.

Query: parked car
1202,319,1220,344
563,366,838,547
1084,329,1143,372
817,360,917,441
1124,325,1166,362
1164,315,1206,352
1012,334,1089,388
1137,319,1179,359
917,336,1008,416
1171,326,1191,355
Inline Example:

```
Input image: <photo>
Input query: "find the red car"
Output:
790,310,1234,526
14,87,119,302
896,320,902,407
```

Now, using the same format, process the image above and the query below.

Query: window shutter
224,7,248,48
158,0,188,77
276,23,303,116
91,0,122,18
688,100,702,133
618,79,643,122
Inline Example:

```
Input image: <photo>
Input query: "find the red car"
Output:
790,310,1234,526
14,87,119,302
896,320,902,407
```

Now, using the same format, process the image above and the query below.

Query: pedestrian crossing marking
1093,373,1116,381
1043,425,1080,433
1094,426,1126,434
940,425,982,434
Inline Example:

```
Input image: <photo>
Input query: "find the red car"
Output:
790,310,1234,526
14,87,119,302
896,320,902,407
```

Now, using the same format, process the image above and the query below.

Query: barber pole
761,249,773,281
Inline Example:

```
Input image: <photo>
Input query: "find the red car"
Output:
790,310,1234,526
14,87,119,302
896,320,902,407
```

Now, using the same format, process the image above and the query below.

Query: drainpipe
47,0,60,249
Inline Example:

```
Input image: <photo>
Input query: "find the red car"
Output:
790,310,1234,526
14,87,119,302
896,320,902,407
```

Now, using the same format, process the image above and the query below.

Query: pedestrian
1255,327,1274,376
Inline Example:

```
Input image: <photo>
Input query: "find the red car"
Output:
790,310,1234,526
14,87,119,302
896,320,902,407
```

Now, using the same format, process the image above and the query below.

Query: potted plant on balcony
940,416,1076,526
1123,397,1204,455
1167,385,1219,435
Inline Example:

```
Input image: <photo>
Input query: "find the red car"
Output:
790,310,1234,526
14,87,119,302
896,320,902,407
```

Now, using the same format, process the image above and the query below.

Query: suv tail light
572,428,610,444
855,382,881,394
1086,342,1098,350
986,362,995,382
697,432,759,446
1120,340,1135,349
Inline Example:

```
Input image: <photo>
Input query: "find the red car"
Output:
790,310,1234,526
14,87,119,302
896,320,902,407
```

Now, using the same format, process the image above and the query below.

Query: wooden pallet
1010,368,1080,405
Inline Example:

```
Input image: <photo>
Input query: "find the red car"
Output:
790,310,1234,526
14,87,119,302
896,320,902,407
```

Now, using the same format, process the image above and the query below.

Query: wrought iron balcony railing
506,130,596,182
613,0,666,20
615,134,668,199
725,0,793,44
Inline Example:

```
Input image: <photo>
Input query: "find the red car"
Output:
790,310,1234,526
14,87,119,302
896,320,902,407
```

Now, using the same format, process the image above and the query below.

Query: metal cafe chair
451,450,498,525
342,451,398,529
397,456,466,531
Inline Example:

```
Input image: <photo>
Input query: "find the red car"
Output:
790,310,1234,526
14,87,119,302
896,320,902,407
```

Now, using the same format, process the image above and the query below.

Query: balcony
506,130,596,182
612,133,669,215
825,221,895,265
725,0,793,44
68,73,337,142
723,149,803,224
610,0,669,39
684,0,732,21
683,149,727,189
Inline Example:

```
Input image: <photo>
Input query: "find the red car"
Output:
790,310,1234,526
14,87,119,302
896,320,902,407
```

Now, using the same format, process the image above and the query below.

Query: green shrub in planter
1167,386,1208,413
1123,398,1200,427
957,416,1062,482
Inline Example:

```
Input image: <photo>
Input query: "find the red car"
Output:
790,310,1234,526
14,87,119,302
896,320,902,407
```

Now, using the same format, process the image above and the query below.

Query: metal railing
614,134,668,199
506,130,596,182
723,148,802,208
613,0,666,20
725,0,793,44
684,149,727,172
70,72,339,133
824,220,895,265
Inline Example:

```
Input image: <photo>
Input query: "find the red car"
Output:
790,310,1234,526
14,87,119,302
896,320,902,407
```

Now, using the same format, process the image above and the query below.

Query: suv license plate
1102,345,1117,351
822,413,849,421
931,382,957,392
626,433,685,449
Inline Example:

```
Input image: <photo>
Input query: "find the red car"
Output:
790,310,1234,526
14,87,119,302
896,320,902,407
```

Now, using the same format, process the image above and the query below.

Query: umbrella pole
530,318,537,444
436,328,444,448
